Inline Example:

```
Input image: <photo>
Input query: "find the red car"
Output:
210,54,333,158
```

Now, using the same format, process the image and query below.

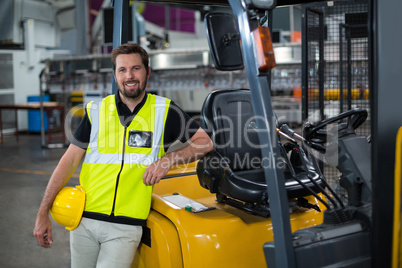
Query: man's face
114,53,150,100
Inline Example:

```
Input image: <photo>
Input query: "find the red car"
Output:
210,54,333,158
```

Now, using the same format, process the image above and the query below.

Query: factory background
0,0,373,267
0,0,304,137
0,1,303,266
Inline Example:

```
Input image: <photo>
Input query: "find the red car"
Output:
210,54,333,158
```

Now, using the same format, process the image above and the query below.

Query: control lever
280,124,326,153
297,197,321,212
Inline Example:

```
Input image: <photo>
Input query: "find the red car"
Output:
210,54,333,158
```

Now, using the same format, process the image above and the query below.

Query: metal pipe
112,0,129,94
228,0,296,267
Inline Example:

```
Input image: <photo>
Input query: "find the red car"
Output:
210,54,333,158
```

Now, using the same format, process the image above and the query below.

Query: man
33,43,213,267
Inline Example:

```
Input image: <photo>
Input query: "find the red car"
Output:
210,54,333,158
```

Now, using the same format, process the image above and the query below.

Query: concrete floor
0,134,79,268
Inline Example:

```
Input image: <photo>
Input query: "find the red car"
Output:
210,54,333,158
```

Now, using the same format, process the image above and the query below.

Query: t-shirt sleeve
71,107,91,150
163,101,200,152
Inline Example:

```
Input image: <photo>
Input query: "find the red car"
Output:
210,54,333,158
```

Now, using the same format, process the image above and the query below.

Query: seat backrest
201,89,264,171
198,89,324,208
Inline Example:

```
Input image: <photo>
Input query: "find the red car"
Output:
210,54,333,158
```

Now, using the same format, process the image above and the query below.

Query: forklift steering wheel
304,108,368,146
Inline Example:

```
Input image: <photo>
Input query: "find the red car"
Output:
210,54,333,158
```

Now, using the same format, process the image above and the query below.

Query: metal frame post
112,0,129,94
318,11,324,121
301,8,324,122
339,24,344,113
228,0,296,267
370,0,402,266
346,27,352,111
301,5,308,121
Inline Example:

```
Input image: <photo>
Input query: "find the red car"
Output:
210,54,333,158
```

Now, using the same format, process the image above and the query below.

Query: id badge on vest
128,131,153,148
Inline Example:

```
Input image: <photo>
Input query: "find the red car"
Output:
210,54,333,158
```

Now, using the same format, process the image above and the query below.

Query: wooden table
0,102,66,148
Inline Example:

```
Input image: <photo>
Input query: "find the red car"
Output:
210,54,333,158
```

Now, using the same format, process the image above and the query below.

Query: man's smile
124,81,139,88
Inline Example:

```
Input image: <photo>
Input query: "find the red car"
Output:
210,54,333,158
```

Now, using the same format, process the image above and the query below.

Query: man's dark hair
111,43,149,74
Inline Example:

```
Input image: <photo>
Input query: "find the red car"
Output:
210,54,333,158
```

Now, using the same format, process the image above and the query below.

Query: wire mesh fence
302,0,369,203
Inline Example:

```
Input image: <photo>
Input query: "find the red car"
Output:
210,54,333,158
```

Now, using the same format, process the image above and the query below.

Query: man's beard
119,78,148,100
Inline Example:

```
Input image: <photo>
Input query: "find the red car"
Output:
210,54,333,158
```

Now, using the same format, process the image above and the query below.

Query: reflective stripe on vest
80,94,170,220
84,95,167,164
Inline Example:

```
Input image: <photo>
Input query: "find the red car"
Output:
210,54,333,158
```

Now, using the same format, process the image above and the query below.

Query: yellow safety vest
80,94,170,221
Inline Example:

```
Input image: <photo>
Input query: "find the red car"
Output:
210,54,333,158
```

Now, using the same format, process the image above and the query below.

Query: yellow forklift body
393,127,402,268
133,162,325,268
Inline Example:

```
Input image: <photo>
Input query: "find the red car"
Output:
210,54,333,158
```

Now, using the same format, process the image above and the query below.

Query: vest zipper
110,126,127,216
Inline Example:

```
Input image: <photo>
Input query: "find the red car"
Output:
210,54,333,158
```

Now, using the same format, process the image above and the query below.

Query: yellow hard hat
50,185,85,231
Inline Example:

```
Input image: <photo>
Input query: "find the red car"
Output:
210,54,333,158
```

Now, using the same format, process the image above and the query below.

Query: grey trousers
70,217,143,268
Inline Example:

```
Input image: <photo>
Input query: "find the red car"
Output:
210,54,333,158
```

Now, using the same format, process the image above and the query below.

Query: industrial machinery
105,0,402,267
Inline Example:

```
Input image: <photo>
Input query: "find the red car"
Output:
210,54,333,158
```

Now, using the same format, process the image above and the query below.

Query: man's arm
143,127,213,186
33,144,86,248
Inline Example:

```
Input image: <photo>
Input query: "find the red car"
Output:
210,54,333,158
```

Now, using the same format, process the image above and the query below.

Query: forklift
106,0,402,267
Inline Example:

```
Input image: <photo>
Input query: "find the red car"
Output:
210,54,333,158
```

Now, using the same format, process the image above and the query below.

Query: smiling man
114,51,148,102
33,43,213,268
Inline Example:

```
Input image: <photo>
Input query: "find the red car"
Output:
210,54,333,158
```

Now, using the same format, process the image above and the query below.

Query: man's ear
147,67,151,79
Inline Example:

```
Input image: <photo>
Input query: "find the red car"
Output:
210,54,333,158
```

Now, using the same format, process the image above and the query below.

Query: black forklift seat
196,89,324,210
